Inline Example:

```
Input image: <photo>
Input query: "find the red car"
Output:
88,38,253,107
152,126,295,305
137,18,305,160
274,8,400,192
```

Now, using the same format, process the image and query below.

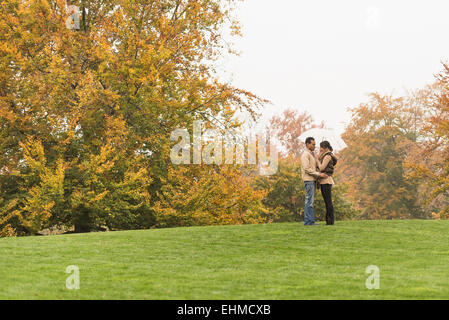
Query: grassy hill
0,220,448,300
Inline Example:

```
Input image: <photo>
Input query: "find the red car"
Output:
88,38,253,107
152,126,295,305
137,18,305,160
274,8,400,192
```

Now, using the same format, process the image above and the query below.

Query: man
300,137,328,226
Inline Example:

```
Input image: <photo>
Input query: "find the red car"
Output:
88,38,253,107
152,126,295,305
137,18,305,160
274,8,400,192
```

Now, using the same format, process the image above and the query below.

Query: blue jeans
304,181,316,225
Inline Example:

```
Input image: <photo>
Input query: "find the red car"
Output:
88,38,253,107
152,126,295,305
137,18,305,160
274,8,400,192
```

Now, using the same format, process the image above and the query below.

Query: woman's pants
320,184,334,225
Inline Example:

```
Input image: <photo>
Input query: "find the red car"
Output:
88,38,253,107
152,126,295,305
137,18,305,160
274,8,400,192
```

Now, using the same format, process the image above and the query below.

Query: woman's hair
320,141,333,152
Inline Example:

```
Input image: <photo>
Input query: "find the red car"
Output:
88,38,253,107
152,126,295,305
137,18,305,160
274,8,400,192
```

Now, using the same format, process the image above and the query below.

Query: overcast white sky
218,0,449,135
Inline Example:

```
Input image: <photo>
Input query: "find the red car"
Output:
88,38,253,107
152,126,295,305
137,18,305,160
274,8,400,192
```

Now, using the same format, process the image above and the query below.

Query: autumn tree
269,109,321,159
405,65,449,219
0,0,267,236
339,93,426,219
154,164,267,227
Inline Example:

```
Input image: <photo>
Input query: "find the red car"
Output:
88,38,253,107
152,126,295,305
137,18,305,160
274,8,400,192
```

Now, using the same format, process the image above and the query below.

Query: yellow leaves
229,20,242,37
0,224,17,237
104,113,128,142
72,189,109,208
0,199,19,225
0,198,21,237
78,144,117,178
23,185,54,216
154,164,266,228
432,212,441,220
14,138,66,232
95,144,117,174
0,101,16,123
124,166,151,186
0,0,271,235
93,190,109,202
71,189,101,209
19,136,47,172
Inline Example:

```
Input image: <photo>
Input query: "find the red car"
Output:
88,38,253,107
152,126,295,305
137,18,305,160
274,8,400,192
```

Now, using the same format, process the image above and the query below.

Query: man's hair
305,137,315,145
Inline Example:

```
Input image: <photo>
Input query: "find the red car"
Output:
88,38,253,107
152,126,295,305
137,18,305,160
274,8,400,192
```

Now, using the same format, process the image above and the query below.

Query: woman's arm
317,155,332,172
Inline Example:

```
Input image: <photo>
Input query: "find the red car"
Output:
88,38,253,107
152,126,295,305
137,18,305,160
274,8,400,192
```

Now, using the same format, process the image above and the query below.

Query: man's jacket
300,149,321,182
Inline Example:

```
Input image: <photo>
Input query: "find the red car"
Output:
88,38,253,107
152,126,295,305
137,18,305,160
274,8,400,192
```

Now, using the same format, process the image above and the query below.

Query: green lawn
0,220,448,299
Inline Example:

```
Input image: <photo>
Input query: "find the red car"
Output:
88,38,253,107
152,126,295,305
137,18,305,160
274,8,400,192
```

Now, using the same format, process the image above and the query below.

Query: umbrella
298,128,347,152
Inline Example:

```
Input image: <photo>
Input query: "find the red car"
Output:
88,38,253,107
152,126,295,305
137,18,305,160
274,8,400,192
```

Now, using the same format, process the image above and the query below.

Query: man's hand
320,173,328,179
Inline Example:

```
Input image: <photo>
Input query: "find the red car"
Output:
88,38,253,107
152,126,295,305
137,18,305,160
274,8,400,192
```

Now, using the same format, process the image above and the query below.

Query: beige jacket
316,154,335,185
300,149,321,182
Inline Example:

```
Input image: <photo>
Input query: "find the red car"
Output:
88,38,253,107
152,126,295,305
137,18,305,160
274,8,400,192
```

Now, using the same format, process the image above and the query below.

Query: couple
300,137,337,226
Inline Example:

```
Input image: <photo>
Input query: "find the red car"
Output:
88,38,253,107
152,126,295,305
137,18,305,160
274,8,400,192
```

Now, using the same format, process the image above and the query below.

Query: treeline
339,72,449,220
256,74,449,223
0,1,447,237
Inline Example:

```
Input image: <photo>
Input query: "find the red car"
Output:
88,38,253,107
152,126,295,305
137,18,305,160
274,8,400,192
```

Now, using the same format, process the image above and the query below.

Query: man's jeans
304,181,316,225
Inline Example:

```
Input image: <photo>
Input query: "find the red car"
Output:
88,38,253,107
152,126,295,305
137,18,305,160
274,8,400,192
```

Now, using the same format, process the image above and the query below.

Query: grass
0,220,448,300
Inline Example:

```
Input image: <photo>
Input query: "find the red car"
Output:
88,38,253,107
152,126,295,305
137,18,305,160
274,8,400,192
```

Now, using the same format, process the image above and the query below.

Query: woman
315,141,338,225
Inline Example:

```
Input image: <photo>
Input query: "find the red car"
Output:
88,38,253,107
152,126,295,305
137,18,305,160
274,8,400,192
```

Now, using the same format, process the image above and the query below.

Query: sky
217,0,449,135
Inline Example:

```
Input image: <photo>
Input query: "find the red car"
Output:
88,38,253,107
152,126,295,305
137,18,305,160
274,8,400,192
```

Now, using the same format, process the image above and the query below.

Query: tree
153,164,267,228
0,0,267,236
339,93,425,219
405,64,449,219
269,109,322,159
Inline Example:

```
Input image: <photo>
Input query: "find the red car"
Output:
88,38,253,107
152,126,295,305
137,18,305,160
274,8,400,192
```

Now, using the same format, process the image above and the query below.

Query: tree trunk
73,206,92,233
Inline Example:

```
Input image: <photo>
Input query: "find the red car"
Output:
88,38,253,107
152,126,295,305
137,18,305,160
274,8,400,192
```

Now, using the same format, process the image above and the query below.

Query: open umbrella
299,128,347,152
